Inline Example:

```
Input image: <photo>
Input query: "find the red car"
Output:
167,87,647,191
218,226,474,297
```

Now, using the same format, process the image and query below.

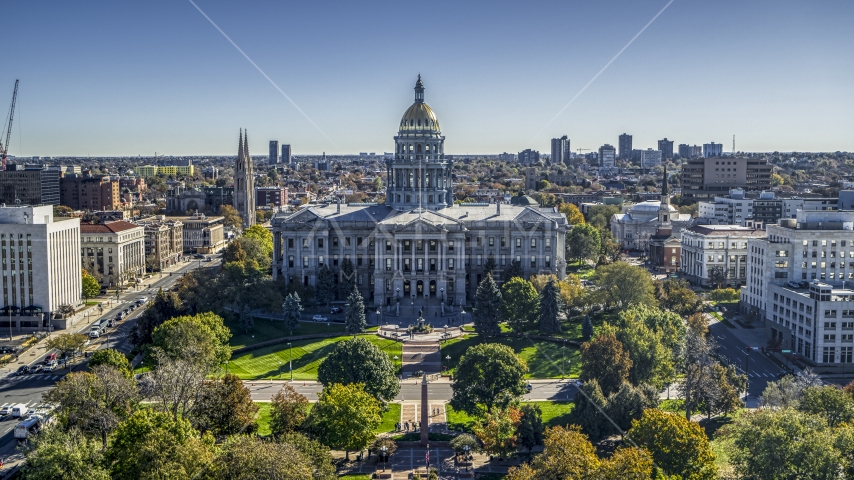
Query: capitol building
271,77,569,318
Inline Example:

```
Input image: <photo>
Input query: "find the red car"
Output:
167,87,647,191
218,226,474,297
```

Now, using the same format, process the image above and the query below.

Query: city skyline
3,0,853,156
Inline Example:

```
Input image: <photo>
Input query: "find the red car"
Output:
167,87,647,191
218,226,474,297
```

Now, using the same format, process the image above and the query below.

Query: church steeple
414,74,424,103
658,165,671,228
233,128,255,229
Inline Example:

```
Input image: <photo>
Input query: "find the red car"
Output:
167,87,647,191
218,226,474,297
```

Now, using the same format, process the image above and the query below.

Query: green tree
501,277,538,332
449,433,479,454
473,273,502,336
503,259,524,282
798,385,854,427
696,363,746,419
627,409,717,480
150,312,232,370
517,403,545,452
592,262,656,311
281,292,303,336
344,286,366,334
615,303,685,351
566,223,601,265
450,343,527,415
317,337,400,403
309,383,381,460
473,406,522,457
581,315,593,341
483,255,497,276
606,311,677,389
88,348,132,378
537,278,561,335
46,333,89,357
270,384,311,437
277,432,337,480
605,382,658,434
338,257,356,299
190,373,259,437
200,435,318,480
315,265,335,307
707,264,727,288
132,287,183,346
580,333,632,396
21,428,111,480
709,287,740,303
678,326,717,420
569,379,610,440
81,271,100,300
655,278,701,316
106,409,214,480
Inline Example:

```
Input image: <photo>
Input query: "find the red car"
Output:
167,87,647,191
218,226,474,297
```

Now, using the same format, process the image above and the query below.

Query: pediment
394,218,446,233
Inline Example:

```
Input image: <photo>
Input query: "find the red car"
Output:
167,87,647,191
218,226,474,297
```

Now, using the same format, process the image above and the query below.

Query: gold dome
399,102,440,133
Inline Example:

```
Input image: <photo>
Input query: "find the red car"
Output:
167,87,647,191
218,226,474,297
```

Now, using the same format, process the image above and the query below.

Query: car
138,296,148,303
311,315,328,322
16,365,29,375
43,353,57,364
330,307,343,314
0,404,9,415
525,383,533,392
45,363,57,373
0,345,18,354
89,330,100,339
25,408,36,418
204,257,212,262
106,319,114,328
31,365,43,374
193,253,205,259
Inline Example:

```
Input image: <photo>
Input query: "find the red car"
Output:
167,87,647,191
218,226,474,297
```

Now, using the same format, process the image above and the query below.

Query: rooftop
685,225,765,236
80,221,141,234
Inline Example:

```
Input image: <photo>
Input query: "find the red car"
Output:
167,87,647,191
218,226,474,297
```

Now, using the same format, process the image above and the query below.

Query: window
530,256,536,268
824,334,836,341
448,241,454,252
476,237,482,247
516,238,522,248
302,239,309,248
417,258,423,271
345,237,351,247
386,241,392,252
825,322,837,329
333,254,339,266
501,254,506,266
531,238,537,248
545,238,551,248
448,258,455,270
545,255,551,267
332,237,338,248
318,255,324,267
357,237,363,246
842,346,853,363
501,237,507,247
318,238,324,248
288,238,294,249
823,346,835,363
477,255,482,266
404,258,411,271
489,237,494,247
302,256,308,268
357,255,363,266
386,259,392,271
288,256,294,268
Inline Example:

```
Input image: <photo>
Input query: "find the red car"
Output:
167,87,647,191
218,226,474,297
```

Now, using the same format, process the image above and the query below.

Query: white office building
697,189,754,225
640,149,662,169
80,221,145,288
681,224,765,287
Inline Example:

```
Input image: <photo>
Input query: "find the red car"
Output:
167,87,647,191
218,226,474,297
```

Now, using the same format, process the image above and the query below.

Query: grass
226,335,403,380
445,402,574,432
441,334,580,379
226,317,348,349
254,402,399,436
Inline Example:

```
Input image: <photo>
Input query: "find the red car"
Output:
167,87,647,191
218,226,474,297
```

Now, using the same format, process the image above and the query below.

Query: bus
14,415,45,440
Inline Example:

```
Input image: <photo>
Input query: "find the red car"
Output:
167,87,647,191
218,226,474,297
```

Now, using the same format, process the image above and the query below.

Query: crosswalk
1,373,64,384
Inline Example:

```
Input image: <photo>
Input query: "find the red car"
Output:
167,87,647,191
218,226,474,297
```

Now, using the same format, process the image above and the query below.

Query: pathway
402,341,441,376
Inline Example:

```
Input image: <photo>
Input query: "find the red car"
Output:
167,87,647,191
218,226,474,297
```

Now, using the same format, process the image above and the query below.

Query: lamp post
381,445,388,472
445,354,451,372
376,309,381,326
464,445,470,471
288,342,293,382
461,308,466,326
225,360,229,375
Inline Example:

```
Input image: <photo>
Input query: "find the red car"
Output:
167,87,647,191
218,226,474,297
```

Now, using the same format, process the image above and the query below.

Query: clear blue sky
4,0,853,156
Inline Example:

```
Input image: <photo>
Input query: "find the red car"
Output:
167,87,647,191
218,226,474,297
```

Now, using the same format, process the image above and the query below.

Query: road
709,317,788,402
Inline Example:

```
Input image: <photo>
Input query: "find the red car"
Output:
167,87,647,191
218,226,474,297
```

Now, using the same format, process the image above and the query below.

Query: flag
426,450,429,465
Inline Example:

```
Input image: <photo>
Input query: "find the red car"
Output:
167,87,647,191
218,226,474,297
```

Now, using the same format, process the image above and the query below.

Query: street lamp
376,309,381,326
225,360,229,375
380,445,388,472
288,342,293,382
464,445,470,471
461,308,466,326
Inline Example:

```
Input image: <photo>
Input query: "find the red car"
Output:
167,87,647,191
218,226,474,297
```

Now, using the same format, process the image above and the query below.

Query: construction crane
1,80,19,171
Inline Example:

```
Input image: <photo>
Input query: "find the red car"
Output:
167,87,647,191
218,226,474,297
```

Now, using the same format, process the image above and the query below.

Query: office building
233,130,256,229
271,77,569,317
79,221,145,287
599,144,616,168
698,189,754,225
281,144,292,165
166,214,225,254
133,165,195,177
0,205,81,331
658,138,674,159
618,133,632,159
498,152,515,163
680,224,765,287
269,140,279,164
256,186,288,208
781,197,838,218
640,149,662,168
703,142,723,158
550,136,570,166
518,149,540,165
0,164,60,206
59,173,121,211
137,218,184,271
681,157,772,198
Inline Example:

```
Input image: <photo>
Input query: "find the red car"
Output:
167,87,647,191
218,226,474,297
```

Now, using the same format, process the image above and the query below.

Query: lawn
254,401,399,436
226,335,403,380
441,335,580,379
226,317,348,349
445,401,574,432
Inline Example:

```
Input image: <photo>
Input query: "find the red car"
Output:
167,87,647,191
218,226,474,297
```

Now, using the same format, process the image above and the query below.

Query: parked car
330,307,343,314
0,404,10,415
31,365,43,374
16,365,29,375
0,345,18,354
43,353,57,364
89,329,100,339
311,315,328,322
45,362,57,373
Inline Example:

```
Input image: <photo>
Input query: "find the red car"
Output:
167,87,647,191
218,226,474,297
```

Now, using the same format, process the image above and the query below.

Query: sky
3,0,854,156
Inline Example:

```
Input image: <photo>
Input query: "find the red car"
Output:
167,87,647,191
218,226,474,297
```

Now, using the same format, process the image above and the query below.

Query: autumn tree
627,409,717,480
219,204,243,230
580,333,632,396
189,373,259,437
473,407,522,458
270,383,311,436
655,278,701,315
558,203,585,225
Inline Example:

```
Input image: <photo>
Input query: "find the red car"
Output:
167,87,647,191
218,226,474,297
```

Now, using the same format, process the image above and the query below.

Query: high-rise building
681,157,772,198
618,133,632,159
498,152,515,163
0,164,60,206
599,144,616,168
59,173,120,211
269,140,279,164
678,144,691,158
518,149,540,165
550,136,570,166
658,138,674,159
640,149,662,168
281,144,292,164
233,130,256,229
703,142,723,158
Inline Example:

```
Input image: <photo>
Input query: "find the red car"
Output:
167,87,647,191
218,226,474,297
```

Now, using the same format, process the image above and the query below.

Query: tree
558,203,585,225
473,406,522,458
707,264,727,288
281,292,303,336
580,333,632,396
201,435,320,480
501,277,538,333
46,333,89,357
606,312,676,389
142,350,208,422
615,303,685,352
516,403,545,452
566,223,601,265
315,265,335,307
344,286,366,334
537,278,561,335
106,409,214,480
150,312,232,370
309,383,381,460
473,273,502,336
798,385,854,427
277,432,337,480
569,378,610,440
338,257,356,299
88,348,132,378
270,384,311,436
53,205,74,217
219,204,243,230
655,278,701,315
449,433,480,455
81,270,100,300
132,287,183,346
581,315,593,341
605,382,659,434
506,425,600,479
709,287,740,303
317,337,400,403
190,373,259,437
450,343,527,415
242,224,273,259
592,262,655,311
21,427,111,480
599,230,623,264
627,409,717,480
483,255,497,276
503,259,524,282
677,326,718,420
761,371,823,409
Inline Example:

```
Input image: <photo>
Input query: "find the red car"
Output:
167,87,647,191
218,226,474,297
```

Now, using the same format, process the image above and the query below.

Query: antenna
732,135,735,155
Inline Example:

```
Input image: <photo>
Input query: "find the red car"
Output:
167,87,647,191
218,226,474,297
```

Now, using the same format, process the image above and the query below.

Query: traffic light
761,346,765,353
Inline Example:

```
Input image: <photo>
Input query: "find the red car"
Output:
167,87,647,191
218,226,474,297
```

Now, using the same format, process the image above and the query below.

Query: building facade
269,140,279,164
618,133,632,159
271,77,569,317
680,225,765,287
60,173,121,211
640,149,662,168
611,200,693,250
0,165,60,206
80,221,145,287
233,130,256,229
133,165,194,177
167,214,225,253
257,187,288,208
517,149,540,166
550,136,570,166
703,142,723,157
681,157,772,198
138,219,183,271
658,138,674,159
599,144,616,168
281,144,292,165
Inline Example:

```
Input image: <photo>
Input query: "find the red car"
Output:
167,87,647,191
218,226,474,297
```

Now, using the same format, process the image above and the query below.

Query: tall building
703,142,723,158
681,157,772,198
281,144,292,165
0,205,81,330
0,164,60,206
550,136,570,166
271,76,569,318
518,149,540,165
269,140,279,164
618,133,632,159
640,149,662,168
233,129,256,229
80,221,145,287
658,138,674,159
59,173,121,211
599,144,616,168
133,165,194,177
137,218,184,271
678,144,691,158
498,152,515,163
